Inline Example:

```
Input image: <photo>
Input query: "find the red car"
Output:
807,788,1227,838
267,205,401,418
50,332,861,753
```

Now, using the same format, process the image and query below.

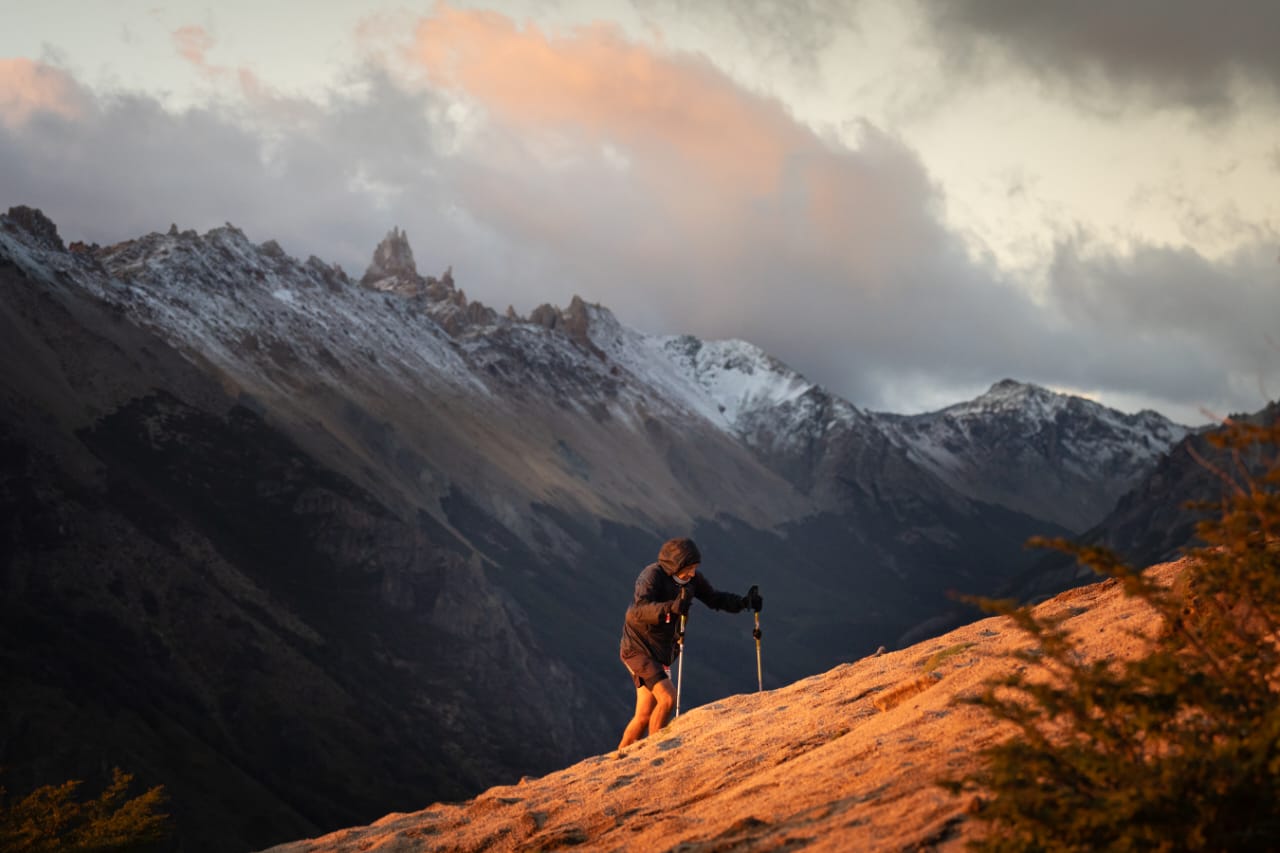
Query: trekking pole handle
754,611,763,693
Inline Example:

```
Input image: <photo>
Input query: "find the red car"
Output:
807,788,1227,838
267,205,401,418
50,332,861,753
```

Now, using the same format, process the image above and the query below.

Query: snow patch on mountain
580,301,849,439
50,222,492,399
875,379,1193,530
662,336,815,422
895,379,1190,477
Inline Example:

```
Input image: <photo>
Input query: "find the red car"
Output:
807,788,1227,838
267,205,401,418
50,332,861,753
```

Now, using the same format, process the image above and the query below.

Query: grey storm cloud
1045,238,1280,413
923,0,1280,116
628,0,858,71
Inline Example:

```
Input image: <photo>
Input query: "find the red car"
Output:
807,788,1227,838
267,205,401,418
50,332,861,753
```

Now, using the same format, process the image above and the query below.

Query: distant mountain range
877,379,1191,532
1007,399,1278,603
0,205,1205,851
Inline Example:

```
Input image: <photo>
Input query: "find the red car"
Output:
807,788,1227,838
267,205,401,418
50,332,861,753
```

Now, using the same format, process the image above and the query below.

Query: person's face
675,564,699,583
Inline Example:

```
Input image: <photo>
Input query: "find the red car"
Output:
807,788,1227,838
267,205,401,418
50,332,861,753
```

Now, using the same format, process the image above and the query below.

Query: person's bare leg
648,679,677,736
618,686,656,749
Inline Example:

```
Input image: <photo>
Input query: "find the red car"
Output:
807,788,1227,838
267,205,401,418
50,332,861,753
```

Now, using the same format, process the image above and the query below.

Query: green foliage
0,767,170,852
943,416,1280,851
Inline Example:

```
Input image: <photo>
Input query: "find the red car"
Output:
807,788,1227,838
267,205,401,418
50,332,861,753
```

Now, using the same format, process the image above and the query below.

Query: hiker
617,537,763,749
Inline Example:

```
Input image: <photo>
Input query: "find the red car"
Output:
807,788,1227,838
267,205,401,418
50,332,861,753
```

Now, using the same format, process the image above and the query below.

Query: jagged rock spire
361,226,419,286
356,227,501,334
5,206,65,251
528,295,604,357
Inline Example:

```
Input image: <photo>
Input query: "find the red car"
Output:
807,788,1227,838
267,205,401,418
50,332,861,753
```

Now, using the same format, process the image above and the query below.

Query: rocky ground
263,559,1179,852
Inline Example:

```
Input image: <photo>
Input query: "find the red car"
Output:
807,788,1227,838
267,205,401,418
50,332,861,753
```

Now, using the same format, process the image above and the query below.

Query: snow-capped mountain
0,205,1194,852
75,220,818,535
876,379,1191,531
1009,399,1278,602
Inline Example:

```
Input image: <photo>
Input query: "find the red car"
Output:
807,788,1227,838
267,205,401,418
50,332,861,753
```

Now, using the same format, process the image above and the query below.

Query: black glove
745,585,762,613
672,584,693,617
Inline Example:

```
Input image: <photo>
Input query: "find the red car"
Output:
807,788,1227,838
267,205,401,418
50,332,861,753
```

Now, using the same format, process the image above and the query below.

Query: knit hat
657,537,701,575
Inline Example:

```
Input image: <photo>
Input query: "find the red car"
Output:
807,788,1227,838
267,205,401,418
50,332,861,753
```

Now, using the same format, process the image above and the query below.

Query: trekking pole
753,611,763,692
675,614,686,716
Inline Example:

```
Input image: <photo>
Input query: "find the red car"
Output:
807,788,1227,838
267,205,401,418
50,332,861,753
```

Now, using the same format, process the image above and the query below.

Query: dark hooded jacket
619,562,746,668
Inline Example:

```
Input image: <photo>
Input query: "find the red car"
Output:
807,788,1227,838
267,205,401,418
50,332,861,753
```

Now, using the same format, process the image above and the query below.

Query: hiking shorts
621,649,668,690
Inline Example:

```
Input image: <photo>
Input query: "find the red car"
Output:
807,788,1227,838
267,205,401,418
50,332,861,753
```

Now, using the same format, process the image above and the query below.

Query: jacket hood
657,537,701,575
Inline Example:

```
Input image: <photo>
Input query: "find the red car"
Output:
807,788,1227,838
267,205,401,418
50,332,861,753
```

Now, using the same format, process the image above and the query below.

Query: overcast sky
2,1,1278,424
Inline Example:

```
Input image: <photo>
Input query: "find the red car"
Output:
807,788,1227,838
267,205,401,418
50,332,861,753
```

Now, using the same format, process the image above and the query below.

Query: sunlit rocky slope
262,559,1183,853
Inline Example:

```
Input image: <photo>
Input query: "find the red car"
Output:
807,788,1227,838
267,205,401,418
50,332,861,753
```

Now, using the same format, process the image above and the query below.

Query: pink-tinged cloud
170,25,271,108
405,3,957,302
173,25,216,68
405,5,958,300
411,5,808,198
0,59,86,128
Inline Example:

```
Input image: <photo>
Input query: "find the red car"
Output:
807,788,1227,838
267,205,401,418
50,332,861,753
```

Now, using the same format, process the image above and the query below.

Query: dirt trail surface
262,561,1179,852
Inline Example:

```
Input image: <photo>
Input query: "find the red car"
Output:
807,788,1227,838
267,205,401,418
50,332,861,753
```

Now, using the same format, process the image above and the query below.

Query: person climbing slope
617,537,762,750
